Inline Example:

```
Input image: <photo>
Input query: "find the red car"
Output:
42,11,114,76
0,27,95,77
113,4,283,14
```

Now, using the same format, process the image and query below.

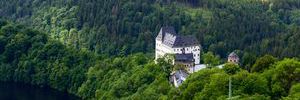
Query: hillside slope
0,20,172,99
1,0,300,59
0,20,299,99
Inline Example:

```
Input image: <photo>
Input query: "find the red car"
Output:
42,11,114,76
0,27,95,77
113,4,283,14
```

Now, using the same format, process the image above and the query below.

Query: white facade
155,27,201,65
155,41,201,64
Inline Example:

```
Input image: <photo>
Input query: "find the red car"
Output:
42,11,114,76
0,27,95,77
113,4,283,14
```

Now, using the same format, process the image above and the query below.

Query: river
0,82,80,100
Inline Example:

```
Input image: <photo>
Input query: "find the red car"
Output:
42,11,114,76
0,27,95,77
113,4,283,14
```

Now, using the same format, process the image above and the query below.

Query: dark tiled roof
228,52,239,59
161,26,176,35
156,26,177,41
170,70,188,87
173,35,199,47
157,26,199,47
175,53,194,62
173,70,188,79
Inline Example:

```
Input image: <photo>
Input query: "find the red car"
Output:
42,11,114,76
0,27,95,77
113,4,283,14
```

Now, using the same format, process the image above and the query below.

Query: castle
155,27,201,65
155,26,240,87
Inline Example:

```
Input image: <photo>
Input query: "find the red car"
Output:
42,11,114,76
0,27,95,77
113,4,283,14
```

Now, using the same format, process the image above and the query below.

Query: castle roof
156,26,177,41
228,52,239,59
173,35,199,47
171,70,188,80
175,53,194,63
156,26,199,47
170,70,189,87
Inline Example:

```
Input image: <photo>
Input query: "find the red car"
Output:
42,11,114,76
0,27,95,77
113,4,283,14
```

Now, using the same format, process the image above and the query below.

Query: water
0,82,80,100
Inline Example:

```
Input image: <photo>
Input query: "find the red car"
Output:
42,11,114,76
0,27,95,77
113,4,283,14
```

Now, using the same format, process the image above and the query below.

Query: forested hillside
1,0,300,59
0,20,172,99
0,21,299,99
1,0,300,100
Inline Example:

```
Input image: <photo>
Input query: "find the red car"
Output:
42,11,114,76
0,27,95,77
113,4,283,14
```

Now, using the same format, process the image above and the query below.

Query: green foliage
223,63,241,75
1,0,300,99
0,21,300,99
269,58,300,99
78,55,172,99
232,71,269,96
1,0,300,58
0,21,173,99
194,73,228,100
156,58,173,75
251,55,277,72
174,68,225,100
241,52,257,71
0,21,95,95
203,51,221,68
238,94,270,100
283,83,300,100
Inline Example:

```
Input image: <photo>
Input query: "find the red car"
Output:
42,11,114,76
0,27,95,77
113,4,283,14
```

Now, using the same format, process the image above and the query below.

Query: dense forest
0,21,299,99
0,21,300,100
1,0,300,99
1,0,300,59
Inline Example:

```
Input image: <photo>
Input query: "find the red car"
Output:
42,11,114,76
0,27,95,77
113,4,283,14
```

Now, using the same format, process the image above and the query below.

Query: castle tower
228,52,239,64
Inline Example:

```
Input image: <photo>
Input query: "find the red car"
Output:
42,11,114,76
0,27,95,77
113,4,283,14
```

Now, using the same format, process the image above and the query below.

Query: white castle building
155,26,201,65
155,27,241,87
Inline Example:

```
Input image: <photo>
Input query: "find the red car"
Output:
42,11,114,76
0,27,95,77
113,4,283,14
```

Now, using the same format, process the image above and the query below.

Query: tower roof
161,26,177,35
228,52,239,59
157,26,200,47
156,26,177,41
